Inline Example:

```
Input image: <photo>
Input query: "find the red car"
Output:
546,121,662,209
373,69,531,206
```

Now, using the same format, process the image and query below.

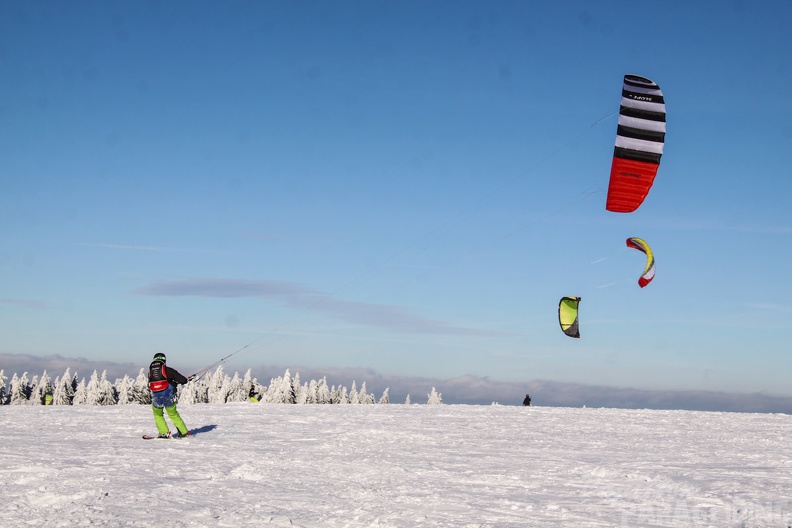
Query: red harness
149,364,169,392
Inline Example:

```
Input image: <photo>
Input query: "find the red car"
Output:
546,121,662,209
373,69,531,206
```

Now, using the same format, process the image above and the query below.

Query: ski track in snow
1,404,791,527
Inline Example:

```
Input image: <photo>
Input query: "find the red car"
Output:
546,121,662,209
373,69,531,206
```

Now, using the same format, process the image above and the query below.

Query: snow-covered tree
357,382,375,404
265,370,296,404
405,394,411,405
28,375,40,405
427,387,443,405
378,388,390,404
296,381,311,404
305,379,319,404
179,374,209,404
333,385,349,404
197,374,211,403
208,365,230,403
84,371,101,405
348,381,359,404
315,377,331,404
31,370,53,405
9,372,30,405
95,371,116,405
261,375,280,403
115,375,136,404
0,370,7,404
72,378,88,405
134,368,151,405
224,372,246,403
52,368,76,405
292,372,307,404
282,370,296,404
268,371,285,403
85,370,115,405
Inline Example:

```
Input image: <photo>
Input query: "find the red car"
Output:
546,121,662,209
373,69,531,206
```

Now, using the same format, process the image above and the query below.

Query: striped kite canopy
605,74,666,213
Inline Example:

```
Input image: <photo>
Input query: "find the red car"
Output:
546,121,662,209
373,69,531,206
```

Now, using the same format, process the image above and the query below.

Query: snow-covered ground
2,404,791,527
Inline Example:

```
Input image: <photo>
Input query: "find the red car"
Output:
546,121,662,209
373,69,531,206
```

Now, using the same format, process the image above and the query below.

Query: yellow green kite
558,296,581,338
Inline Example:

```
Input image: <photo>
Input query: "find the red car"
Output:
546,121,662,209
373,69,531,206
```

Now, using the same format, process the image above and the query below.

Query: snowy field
2,404,791,528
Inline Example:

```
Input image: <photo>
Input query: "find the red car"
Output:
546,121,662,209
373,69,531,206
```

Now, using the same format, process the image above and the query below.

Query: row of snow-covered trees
0,367,443,405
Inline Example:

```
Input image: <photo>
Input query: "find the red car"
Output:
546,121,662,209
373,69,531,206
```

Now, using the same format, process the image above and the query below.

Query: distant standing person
148,353,191,438
523,394,531,406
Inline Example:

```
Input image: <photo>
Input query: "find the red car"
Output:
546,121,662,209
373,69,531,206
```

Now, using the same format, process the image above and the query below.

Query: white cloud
132,278,501,336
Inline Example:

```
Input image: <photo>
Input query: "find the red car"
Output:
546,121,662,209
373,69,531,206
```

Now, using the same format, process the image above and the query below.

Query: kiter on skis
148,353,191,438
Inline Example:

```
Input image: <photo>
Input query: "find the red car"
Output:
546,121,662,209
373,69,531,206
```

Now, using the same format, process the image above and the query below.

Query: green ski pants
152,404,188,436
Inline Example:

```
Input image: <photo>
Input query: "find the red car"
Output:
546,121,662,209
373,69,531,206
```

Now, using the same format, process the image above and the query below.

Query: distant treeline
0,366,443,405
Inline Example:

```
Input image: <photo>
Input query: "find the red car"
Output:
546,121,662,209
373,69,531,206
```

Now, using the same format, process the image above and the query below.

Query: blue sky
2,1,792,398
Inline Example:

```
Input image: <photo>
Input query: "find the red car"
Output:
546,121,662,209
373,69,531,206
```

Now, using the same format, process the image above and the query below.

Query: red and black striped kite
605,75,666,213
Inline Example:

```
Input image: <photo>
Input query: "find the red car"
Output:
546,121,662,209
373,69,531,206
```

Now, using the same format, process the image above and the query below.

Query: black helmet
153,353,166,362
